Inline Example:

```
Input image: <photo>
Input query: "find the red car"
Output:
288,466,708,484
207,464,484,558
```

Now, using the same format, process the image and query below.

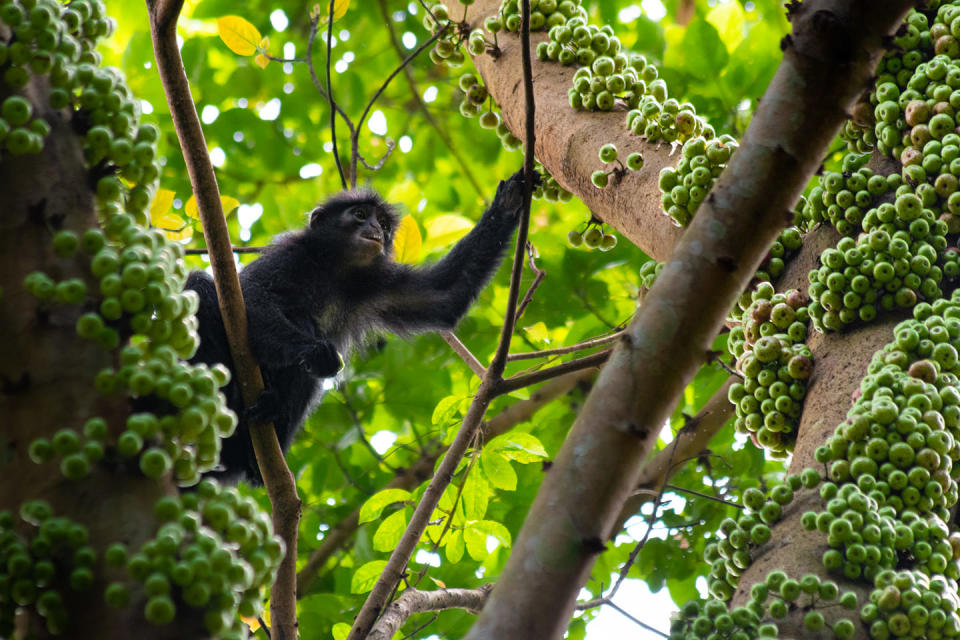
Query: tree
3,0,954,639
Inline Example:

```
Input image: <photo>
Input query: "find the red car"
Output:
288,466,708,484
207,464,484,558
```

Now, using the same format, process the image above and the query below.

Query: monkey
185,168,534,485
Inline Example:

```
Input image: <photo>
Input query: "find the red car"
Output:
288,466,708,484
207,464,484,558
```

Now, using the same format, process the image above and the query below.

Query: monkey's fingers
245,388,281,425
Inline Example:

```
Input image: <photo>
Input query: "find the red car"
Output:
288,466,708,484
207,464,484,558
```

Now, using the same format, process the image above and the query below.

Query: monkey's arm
243,292,342,377
377,170,531,331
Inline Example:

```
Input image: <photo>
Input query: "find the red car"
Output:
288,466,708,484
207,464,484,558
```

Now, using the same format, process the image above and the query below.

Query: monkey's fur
186,169,532,484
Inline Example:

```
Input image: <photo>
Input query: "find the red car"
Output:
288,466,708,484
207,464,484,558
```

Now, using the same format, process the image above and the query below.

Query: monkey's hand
300,341,343,378
488,168,542,221
245,388,281,425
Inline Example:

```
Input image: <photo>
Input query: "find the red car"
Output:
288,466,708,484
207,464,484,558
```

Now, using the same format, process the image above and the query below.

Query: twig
513,242,545,322
495,349,610,396
325,0,347,189
305,16,354,136
377,0,486,200
349,25,447,188
602,602,670,638
185,246,265,255
441,331,486,377
507,330,625,361
145,1,300,638
358,138,396,171
664,484,744,509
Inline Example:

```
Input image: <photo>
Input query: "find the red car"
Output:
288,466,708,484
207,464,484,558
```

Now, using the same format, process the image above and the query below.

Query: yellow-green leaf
332,623,351,640
149,188,176,225
372,509,407,552
424,214,473,250
472,520,512,548
217,16,261,56
464,526,488,561
461,468,489,521
393,215,422,264
488,432,548,463
359,488,411,524
351,560,387,594
255,36,270,69
707,1,746,50
524,321,549,344
444,530,464,563
480,448,517,491
184,194,241,219
316,0,350,23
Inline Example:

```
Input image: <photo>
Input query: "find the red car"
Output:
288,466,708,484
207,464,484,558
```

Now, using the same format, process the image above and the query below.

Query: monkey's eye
350,206,368,221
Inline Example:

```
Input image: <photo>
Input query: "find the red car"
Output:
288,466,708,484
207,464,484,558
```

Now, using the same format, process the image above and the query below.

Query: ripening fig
598,143,617,163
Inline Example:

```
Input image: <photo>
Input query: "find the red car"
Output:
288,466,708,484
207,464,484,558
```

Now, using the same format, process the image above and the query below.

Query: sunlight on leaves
184,194,241,219
351,560,388,594
393,215,422,263
425,213,473,250
255,36,270,68
217,16,261,56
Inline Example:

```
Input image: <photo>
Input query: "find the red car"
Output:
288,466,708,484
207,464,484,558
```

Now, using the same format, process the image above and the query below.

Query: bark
451,2,915,638
0,44,199,640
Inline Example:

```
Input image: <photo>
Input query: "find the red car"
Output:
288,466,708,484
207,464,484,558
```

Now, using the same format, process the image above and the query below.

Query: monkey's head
308,190,399,267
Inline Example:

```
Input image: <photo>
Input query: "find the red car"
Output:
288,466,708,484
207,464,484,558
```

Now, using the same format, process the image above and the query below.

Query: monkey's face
341,203,392,266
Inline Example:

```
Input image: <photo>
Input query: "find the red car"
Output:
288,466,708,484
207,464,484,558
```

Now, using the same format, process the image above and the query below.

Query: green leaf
480,448,517,491
358,488,412,524
461,468,489,521
464,526,488,561
681,19,729,81
332,623,351,640
372,508,407,552
351,560,387,594
432,394,468,425
471,519,512,548
445,529,464,563
488,432,548,463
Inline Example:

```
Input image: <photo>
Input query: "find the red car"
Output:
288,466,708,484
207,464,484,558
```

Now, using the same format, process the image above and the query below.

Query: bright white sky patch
270,9,289,32
140,100,154,114
209,146,225,167
399,136,412,153
642,0,667,21
335,60,348,73
323,141,334,152
339,29,350,41
369,431,397,455
237,203,264,228
408,2,418,14
283,42,295,59
423,86,438,103
618,4,643,22
367,110,388,135
343,51,355,63
415,550,441,567
402,31,417,49
258,98,281,120
200,104,219,124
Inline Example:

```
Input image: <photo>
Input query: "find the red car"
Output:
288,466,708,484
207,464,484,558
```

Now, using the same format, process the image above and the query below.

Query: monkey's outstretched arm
376,169,532,331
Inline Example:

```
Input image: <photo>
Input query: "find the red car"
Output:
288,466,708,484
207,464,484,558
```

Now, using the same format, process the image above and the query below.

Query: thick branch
145,3,300,638
368,587,493,640
463,2,913,638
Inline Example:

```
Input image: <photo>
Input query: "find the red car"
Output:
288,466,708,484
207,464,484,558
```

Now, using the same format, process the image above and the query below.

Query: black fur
187,169,531,484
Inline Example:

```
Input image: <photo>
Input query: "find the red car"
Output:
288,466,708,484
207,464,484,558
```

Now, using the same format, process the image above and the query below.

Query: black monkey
186,169,533,485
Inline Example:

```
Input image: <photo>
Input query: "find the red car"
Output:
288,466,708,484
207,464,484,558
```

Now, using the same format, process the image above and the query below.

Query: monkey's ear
308,206,327,228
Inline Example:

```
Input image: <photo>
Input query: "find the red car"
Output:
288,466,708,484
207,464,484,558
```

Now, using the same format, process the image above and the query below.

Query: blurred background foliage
102,0,792,637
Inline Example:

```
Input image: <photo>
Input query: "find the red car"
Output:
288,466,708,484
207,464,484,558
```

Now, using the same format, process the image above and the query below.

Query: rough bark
0,56,199,640
456,1,914,638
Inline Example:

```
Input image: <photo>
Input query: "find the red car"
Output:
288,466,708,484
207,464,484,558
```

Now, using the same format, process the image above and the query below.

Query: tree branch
145,3,300,637
368,586,493,640
462,2,914,637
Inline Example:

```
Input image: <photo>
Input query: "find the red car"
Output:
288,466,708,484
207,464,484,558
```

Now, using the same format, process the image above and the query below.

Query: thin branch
349,25,447,187
185,246,265,255
377,0,486,200
325,0,347,189
358,138,396,171
601,602,670,638
345,4,538,631
441,331,486,378
305,16,355,136
514,242,545,322
495,349,610,396
663,484,744,509
507,330,625,361
145,1,300,637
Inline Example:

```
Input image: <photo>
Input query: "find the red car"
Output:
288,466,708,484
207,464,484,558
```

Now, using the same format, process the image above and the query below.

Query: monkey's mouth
360,233,383,247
